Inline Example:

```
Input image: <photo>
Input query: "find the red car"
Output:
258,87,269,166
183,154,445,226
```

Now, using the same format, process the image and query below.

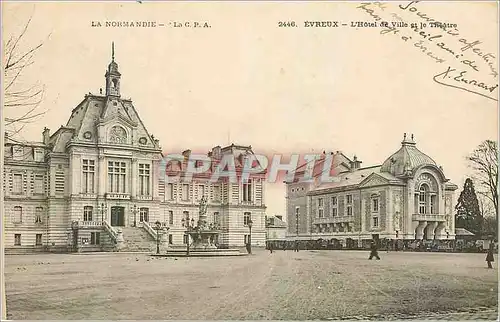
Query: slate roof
380,134,437,176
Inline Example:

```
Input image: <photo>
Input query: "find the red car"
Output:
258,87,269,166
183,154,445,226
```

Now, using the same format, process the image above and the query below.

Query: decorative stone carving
394,211,401,230
109,126,127,144
416,173,437,191
361,175,386,187
445,196,452,215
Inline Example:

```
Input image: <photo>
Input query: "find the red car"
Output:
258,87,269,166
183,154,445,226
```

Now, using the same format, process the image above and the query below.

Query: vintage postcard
1,1,498,320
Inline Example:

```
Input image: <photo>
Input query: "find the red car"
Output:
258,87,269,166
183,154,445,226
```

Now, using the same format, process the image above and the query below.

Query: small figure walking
294,240,299,252
269,242,273,254
486,240,495,269
369,240,380,260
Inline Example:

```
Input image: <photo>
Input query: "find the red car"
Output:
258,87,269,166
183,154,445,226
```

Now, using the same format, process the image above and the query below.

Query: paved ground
4,250,498,320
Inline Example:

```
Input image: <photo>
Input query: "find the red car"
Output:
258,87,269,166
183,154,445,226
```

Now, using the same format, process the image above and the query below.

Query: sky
3,1,498,218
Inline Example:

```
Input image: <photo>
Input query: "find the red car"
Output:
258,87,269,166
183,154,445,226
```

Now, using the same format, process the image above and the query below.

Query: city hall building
3,47,266,253
286,134,458,247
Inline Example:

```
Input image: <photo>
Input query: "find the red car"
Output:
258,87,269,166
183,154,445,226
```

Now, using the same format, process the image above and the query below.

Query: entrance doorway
111,206,125,226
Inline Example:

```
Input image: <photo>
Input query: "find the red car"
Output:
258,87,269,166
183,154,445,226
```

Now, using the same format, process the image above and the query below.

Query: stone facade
3,47,266,253
286,134,458,244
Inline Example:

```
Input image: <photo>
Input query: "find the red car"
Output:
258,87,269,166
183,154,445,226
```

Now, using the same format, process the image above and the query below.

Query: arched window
419,184,429,214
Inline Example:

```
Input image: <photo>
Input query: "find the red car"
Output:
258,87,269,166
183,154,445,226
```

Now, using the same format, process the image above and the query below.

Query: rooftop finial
403,133,407,140
411,134,414,140
112,41,115,61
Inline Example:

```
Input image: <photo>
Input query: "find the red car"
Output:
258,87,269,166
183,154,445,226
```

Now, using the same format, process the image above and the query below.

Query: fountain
187,195,221,250
152,195,246,257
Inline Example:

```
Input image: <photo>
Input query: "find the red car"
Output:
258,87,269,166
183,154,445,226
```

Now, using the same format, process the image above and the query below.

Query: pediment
359,173,390,188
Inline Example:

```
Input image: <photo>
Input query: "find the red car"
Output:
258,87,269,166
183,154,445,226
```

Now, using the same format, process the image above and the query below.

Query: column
131,158,138,197
152,159,159,199
98,155,106,197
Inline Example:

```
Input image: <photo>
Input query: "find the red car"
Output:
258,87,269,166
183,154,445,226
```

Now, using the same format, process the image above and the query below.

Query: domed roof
380,134,437,176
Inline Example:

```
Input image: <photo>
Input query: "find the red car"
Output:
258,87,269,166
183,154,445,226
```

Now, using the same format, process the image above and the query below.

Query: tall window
213,212,220,225
430,195,436,214
331,196,338,216
318,198,324,218
244,212,251,225
139,164,151,195
182,184,189,201
373,217,379,227
183,234,189,244
243,180,252,202
14,234,21,246
419,184,428,214
198,185,205,200
346,195,353,216
84,206,93,221
166,183,174,200
13,173,22,194
140,208,149,222
108,161,126,193
13,206,22,223
168,235,173,245
82,160,95,193
168,210,174,225
35,234,42,246
213,185,221,201
183,211,189,221
34,175,44,194
35,207,43,223
372,197,379,213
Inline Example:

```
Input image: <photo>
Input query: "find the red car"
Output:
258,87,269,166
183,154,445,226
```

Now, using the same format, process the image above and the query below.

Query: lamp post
248,219,253,254
182,215,195,256
130,205,138,227
99,203,106,222
154,220,162,254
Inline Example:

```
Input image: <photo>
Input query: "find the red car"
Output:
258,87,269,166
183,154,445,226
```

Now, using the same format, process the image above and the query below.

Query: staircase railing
103,220,118,243
142,221,159,241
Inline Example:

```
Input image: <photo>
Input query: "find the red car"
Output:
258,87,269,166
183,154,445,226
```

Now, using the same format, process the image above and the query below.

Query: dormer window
12,146,23,161
34,148,44,162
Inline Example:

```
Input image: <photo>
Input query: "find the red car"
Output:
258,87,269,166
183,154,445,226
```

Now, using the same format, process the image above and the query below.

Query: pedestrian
295,240,299,252
486,240,495,269
283,242,286,251
368,240,380,260
269,242,273,254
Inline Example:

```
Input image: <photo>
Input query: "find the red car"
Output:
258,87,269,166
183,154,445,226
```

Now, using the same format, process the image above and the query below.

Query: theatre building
286,134,458,246
3,47,266,253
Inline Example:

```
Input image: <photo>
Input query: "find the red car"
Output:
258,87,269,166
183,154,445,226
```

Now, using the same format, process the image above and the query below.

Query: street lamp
130,205,139,227
248,219,253,254
154,220,163,254
98,203,106,222
182,215,195,256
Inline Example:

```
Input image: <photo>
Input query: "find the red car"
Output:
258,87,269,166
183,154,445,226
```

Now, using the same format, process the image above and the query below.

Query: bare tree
3,14,49,136
468,140,498,231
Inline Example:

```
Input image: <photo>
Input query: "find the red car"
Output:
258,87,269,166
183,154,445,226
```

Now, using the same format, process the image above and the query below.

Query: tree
455,178,483,234
468,140,498,232
3,14,48,137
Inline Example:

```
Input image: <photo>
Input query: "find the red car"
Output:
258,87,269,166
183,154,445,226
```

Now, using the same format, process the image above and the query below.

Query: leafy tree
468,140,498,231
455,178,483,235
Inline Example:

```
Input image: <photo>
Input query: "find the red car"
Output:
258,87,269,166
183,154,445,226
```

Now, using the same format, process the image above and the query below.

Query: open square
5,250,498,320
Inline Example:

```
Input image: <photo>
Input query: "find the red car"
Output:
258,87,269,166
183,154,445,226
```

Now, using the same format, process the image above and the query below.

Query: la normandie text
92,21,157,28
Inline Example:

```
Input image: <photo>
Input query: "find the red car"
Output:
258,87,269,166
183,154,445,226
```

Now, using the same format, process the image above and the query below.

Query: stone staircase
119,227,156,252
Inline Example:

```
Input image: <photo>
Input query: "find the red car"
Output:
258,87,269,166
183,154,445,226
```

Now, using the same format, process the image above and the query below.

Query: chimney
42,127,50,145
212,146,221,159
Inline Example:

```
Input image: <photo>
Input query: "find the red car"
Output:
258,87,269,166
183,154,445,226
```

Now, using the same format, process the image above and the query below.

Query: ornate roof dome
380,133,437,176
